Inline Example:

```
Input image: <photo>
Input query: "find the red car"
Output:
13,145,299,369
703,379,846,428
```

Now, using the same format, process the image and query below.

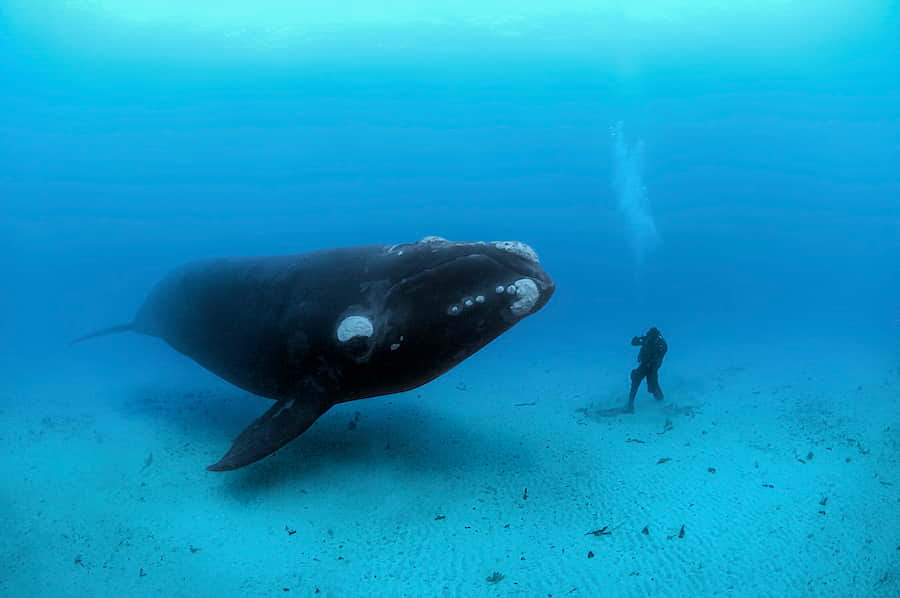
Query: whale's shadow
122,382,533,498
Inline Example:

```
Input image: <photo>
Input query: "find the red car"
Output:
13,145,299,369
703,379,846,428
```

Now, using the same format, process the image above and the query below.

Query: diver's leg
647,368,664,400
627,367,644,412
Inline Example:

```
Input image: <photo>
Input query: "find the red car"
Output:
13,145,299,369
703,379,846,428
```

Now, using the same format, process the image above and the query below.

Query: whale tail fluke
70,323,134,345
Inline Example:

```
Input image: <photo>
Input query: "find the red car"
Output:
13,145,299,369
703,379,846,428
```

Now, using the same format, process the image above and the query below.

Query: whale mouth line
390,252,495,283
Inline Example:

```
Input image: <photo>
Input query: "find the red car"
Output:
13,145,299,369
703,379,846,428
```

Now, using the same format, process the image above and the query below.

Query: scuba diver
626,327,667,413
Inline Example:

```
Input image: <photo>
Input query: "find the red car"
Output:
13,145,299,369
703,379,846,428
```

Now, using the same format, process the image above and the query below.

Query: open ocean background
1,3,898,597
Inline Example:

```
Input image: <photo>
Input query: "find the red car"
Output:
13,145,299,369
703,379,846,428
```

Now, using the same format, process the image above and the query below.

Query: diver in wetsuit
626,327,667,412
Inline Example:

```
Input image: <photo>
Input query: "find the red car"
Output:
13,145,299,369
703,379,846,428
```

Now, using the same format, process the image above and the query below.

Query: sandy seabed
1,334,897,597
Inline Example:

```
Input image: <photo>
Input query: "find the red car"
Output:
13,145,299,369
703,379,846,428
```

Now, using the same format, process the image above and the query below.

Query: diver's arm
631,336,644,346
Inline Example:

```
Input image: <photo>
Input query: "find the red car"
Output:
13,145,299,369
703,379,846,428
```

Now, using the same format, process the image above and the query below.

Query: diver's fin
70,323,133,345
207,396,332,471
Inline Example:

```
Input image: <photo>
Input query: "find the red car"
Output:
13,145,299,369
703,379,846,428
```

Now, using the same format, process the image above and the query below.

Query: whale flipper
206,395,332,471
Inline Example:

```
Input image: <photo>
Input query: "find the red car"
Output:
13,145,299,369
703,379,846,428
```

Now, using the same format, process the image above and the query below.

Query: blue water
2,3,899,597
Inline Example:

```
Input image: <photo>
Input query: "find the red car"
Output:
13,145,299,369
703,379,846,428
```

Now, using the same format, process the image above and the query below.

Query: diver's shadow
592,405,633,417
580,393,704,422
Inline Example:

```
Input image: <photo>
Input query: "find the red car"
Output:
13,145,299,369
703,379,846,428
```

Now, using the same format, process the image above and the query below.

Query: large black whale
74,237,555,471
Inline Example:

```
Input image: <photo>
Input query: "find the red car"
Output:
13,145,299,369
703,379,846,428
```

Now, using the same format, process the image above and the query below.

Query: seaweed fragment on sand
585,526,612,536
140,452,153,473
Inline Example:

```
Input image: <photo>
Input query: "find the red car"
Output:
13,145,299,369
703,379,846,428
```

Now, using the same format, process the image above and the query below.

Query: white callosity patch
510,278,540,317
387,236,448,255
495,285,505,294
449,293,490,316
493,241,540,263
419,235,448,245
336,315,374,342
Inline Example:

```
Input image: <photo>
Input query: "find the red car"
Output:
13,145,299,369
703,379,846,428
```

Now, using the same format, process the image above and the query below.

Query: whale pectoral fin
207,396,331,471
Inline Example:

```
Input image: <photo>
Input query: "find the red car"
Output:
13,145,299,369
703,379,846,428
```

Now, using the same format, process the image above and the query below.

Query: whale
73,237,555,471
